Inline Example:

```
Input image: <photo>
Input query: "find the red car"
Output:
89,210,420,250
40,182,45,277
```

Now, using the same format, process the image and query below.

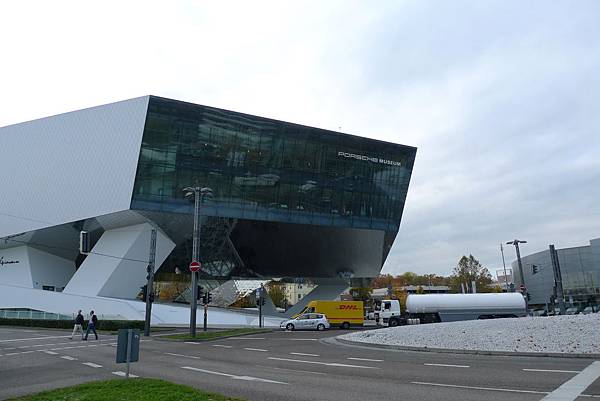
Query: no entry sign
189,261,201,272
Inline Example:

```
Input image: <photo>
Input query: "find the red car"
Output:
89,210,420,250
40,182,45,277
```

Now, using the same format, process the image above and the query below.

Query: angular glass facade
131,96,416,279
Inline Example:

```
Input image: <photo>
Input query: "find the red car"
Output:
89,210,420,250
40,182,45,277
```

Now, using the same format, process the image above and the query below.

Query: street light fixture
507,239,528,309
183,186,213,337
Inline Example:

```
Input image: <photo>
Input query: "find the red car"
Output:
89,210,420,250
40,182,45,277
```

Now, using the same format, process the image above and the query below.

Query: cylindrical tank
406,293,526,314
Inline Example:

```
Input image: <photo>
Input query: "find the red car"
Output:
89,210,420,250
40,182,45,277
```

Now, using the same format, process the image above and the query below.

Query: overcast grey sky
1,1,599,277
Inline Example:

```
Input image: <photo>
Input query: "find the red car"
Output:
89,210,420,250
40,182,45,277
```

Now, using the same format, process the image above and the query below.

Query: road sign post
189,261,201,336
116,329,140,379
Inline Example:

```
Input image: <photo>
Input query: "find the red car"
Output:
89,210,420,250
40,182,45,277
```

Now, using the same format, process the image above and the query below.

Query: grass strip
160,328,272,341
9,378,244,401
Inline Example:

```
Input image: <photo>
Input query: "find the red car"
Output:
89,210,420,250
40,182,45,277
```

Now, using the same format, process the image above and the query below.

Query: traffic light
79,231,91,254
527,293,531,301
149,291,155,303
141,285,147,301
197,285,204,301
202,292,212,304
532,265,538,274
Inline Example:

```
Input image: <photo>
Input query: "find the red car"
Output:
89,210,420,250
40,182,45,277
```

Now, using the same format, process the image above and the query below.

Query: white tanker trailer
376,293,527,327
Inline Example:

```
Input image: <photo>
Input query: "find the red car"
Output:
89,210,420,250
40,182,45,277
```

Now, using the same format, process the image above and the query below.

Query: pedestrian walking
70,310,84,340
83,310,98,340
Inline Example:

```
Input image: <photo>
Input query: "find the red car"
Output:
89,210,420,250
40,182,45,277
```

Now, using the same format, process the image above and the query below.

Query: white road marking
541,361,600,401
412,381,549,395
82,362,103,368
212,345,233,349
268,356,379,369
288,338,318,341
244,348,268,352
181,366,288,384
424,363,470,368
348,357,384,362
4,347,16,350
0,335,70,343
523,368,581,373
290,352,319,357
256,365,327,376
61,356,77,361
4,352,20,356
43,350,58,355
226,337,266,340
164,352,202,360
112,371,139,378
184,342,199,345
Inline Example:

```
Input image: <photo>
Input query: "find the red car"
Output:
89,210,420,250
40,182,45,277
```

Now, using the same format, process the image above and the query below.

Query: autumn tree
450,255,493,293
266,282,286,308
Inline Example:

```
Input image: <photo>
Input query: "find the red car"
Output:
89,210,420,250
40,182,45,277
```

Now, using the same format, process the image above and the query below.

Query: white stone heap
340,313,600,354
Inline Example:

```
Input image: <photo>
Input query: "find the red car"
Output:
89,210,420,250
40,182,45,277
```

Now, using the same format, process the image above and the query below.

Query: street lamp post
500,243,511,292
183,186,213,337
507,239,528,310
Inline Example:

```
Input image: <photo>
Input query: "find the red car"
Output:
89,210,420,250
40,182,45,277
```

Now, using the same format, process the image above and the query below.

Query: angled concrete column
283,279,349,317
63,223,174,299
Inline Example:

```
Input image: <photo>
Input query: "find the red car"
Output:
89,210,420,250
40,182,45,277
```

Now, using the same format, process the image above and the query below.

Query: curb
332,337,600,359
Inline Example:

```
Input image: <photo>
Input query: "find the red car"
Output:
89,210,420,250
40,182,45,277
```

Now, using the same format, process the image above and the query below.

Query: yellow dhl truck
296,300,364,329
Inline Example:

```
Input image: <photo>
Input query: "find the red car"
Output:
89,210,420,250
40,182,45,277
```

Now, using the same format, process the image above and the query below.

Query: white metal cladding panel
0,96,149,237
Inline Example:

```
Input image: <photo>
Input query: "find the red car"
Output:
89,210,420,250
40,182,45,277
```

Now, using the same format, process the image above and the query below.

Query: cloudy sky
1,1,599,277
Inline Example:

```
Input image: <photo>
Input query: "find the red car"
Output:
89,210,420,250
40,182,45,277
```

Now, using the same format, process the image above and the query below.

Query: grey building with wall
511,237,600,309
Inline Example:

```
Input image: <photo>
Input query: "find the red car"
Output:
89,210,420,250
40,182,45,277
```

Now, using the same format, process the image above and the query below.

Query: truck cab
374,299,401,326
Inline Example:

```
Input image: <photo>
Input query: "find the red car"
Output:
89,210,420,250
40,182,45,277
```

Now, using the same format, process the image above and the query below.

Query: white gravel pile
339,314,600,354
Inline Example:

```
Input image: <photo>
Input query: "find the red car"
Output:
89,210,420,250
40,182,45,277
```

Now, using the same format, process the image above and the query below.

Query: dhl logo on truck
337,305,359,310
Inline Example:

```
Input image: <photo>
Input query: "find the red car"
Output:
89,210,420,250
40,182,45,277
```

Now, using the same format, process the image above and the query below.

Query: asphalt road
1,326,599,401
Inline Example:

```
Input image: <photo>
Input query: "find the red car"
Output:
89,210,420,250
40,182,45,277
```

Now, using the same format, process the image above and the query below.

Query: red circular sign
189,261,201,272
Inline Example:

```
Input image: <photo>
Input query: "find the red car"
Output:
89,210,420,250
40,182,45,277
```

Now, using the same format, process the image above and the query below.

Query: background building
0,96,416,322
512,237,600,309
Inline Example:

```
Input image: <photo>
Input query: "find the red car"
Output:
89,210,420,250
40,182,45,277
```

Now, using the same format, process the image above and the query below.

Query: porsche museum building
0,96,416,322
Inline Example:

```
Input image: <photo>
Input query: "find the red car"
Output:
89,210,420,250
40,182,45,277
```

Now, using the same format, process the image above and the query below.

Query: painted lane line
18,339,115,349
211,345,233,349
4,347,16,350
268,357,379,369
61,356,77,361
523,368,581,374
290,352,319,357
424,363,470,368
244,348,268,352
256,365,327,376
288,338,318,341
412,381,548,395
112,371,139,378
181,366,288,385
226,337,266,340
43,350,58,355
541,361,600,401
348,357,384,362
184,342,200,345
164,352,202,360
82,362,103,368
0,335,71,343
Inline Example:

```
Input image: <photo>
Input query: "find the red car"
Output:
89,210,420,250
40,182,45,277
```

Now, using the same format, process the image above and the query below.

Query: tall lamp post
507,239,528,309
183,186,213,337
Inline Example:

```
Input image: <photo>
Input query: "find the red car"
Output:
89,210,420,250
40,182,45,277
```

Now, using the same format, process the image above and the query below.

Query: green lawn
10,378,244,401
161,328,271,341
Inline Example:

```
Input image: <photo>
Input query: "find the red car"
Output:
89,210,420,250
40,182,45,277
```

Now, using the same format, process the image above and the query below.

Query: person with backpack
70,310,84,340
83,310,98,340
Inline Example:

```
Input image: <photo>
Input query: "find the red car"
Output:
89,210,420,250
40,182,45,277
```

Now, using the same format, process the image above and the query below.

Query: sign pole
126,329,132,379
203,303,208,332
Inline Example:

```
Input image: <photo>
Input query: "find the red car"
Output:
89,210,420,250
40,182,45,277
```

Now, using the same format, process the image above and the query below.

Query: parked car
280,313,330,331
565,307,579,315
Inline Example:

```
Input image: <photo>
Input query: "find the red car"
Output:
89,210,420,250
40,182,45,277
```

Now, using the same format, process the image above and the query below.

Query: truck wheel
286,323,295,331
317,323,325,331
389,319,399,327
341,322,350,330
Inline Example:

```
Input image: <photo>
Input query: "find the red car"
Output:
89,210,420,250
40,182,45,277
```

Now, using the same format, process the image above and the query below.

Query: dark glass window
131,97,416,232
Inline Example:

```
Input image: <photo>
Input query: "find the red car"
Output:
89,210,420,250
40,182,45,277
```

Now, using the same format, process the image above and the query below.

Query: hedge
0,318,145,331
